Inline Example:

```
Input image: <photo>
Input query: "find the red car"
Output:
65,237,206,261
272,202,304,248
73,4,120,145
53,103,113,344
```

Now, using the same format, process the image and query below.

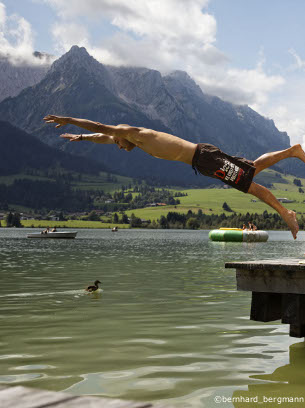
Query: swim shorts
192,143,256,193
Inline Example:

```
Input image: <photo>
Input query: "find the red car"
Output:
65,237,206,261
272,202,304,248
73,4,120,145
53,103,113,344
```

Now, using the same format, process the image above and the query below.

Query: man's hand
60,133,82,142
44,115,69,128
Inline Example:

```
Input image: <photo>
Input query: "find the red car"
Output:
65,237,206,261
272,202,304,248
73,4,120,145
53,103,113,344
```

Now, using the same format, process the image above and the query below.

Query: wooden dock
225,258,305,338
0,385,171,408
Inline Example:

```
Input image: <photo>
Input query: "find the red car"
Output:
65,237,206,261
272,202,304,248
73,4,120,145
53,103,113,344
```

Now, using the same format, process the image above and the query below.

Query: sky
1,0,305,147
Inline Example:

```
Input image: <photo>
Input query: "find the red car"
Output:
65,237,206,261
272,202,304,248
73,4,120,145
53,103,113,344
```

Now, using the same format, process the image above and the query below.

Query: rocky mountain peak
164,70,203,98
109,66,164,105
50,45,97,72
48,45,115,94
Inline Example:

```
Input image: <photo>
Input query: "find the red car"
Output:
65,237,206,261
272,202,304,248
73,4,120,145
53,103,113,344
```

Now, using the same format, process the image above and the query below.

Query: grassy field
124,169,305,221
72,171,134,192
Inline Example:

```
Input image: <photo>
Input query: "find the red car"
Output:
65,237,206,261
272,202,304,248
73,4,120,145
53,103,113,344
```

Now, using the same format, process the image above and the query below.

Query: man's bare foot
283,210,299,239
292,144,305,164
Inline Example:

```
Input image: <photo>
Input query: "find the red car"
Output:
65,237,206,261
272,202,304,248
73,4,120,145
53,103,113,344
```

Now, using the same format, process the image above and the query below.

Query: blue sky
1,0,305,147
209,0,304,69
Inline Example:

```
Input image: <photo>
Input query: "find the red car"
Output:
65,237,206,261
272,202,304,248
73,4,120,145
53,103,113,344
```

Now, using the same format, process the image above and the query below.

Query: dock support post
250,292,282,322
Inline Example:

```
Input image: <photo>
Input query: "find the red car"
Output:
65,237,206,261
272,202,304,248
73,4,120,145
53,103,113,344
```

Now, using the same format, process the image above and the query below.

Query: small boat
27,231,77,239
112,226,118,232
209,228,268,242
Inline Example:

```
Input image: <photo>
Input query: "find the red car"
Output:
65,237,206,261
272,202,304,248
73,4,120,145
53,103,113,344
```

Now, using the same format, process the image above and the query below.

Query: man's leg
254,144,305,176
248,182,299,239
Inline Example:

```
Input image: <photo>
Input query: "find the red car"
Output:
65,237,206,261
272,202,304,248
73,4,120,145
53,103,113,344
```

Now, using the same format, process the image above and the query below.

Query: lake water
1,228,305,408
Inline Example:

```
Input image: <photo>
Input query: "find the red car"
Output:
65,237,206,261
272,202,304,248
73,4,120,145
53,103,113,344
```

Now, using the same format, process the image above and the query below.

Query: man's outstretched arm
61,133,115,143
60,133,136,151
44,115,140,138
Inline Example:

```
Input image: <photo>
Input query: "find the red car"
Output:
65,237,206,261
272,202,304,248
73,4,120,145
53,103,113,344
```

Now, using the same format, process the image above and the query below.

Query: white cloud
262,76,305,148
270,106,305,141
0,2,5,27
190,48,285,110
51,22,90,55
43,0,222,69
0,1,49,65
288,48,305,71
266,105,305,150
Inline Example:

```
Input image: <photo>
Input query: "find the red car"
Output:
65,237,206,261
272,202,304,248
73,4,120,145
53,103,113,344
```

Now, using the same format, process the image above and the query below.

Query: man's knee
247,182,264,196
247,182,256,194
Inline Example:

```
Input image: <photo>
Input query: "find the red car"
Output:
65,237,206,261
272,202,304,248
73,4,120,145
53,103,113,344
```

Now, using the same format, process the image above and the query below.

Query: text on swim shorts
214,160,244,184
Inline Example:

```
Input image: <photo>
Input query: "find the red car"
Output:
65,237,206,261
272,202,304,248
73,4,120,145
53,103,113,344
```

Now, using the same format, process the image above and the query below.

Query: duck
85,280,101,292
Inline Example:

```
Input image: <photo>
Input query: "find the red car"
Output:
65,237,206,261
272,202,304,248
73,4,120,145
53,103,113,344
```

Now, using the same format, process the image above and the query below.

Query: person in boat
51,227,57,232
242,224,247,230
42,227,50,234
43,114,305,240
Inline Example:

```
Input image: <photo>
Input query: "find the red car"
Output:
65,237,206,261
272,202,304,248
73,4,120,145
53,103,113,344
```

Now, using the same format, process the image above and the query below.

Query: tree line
3,209,304,232
120,210,305,231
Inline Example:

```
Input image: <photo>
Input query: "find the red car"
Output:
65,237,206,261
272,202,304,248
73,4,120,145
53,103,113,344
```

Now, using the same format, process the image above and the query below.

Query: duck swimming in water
85,280,101,292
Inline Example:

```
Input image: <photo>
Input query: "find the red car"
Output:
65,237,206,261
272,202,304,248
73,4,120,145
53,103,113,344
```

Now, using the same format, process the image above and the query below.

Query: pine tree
6,212,22,227
6,212,13,227
159,215,169,229
222,202,233,212
12,213,22,228
121,213,129,224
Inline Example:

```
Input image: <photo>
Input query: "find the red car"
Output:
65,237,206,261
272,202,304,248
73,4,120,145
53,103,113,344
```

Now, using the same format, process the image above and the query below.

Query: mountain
0,53,52,103
0,120,106,175
0,45,300,185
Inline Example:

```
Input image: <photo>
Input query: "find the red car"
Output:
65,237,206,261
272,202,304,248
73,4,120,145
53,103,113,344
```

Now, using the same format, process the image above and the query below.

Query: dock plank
225,259,305,271
235,268,305,293
226,259,305,294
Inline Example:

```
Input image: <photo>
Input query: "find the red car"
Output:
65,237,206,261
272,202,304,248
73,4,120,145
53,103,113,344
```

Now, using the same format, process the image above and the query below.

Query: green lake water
1,228,305,408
